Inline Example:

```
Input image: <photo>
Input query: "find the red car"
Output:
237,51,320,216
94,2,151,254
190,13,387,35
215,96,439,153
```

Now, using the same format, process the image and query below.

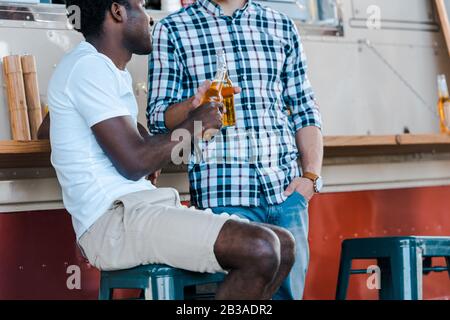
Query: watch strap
302,172,319,182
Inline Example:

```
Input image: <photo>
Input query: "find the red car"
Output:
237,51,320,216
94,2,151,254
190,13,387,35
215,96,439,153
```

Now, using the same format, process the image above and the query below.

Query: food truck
0,0,449,300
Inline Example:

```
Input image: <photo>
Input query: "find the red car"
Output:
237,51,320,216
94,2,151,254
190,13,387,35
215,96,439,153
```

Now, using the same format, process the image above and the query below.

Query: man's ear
110,2,128,23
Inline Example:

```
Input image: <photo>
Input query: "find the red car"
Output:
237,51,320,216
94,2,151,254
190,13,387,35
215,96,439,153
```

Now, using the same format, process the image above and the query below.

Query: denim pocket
292,191,309,207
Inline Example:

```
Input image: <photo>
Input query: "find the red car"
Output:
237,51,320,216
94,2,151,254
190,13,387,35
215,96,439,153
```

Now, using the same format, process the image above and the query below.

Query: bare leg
260,224,296,297
213,221,281,300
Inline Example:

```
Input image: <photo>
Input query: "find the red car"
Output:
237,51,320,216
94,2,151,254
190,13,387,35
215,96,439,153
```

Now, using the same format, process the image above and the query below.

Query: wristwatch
302,172,323,193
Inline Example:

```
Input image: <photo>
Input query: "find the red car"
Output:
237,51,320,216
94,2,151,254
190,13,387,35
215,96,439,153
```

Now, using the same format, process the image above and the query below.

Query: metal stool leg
173,278,187,300
151,276,183,300
445,257,450,278
378,258,394,300
336,252,352,300
99,276,113,300
389,241,423,300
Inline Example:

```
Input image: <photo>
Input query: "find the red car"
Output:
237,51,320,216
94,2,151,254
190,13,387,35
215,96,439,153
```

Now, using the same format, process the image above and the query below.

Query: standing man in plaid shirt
147,0,323,300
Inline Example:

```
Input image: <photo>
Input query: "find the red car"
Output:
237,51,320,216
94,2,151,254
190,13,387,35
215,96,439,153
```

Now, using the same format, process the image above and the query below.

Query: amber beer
201,81,223,103
437,74,450,134
201,50,236,127
221,74,236,127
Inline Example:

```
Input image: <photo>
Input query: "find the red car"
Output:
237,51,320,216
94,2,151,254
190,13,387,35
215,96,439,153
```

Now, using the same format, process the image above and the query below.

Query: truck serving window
24,0,342,36
257,0,342,36
257,0,340,25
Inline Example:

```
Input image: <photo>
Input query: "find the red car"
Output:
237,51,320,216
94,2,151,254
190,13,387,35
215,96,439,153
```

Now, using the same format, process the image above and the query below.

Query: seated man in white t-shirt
43,0,295,299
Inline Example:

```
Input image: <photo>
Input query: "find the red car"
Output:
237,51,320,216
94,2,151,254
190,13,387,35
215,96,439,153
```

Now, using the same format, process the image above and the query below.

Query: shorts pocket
78,235,98,266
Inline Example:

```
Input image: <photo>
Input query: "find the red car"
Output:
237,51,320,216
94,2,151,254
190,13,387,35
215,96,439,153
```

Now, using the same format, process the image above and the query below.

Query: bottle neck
213,51,227,83
213,68,227,83
438,75,449,98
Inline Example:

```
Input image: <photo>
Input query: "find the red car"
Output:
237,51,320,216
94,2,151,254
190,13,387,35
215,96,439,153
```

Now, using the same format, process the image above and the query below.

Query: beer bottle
437,74,450,134
201,50,236,127
222,70,236,127
201,50,226,105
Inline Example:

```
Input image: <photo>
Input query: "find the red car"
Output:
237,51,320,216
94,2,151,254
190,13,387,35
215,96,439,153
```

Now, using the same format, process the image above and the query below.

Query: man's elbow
37,126,49,140
105,139,152,181
120,164,146,182
37,114,50,139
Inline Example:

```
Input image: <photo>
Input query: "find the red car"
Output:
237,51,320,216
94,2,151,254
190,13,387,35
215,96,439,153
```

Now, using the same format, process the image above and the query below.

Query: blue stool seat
336,236,450,300
99,264,225,300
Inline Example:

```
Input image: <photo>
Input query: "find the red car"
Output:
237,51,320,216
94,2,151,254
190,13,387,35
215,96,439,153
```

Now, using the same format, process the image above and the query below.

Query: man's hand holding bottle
186,80,240,140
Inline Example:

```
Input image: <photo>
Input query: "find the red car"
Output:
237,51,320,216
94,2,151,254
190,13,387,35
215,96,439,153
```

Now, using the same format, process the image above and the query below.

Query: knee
277,229,296,268
246,227,281,281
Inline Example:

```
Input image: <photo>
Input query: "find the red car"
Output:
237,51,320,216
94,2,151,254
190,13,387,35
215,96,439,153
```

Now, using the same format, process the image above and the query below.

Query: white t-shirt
48,41,155,239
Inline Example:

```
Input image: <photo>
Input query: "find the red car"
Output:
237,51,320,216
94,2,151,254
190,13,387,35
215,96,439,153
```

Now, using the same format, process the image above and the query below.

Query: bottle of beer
437,74,450,134
222,69,236,127
201,50,236,127
201,50,226,105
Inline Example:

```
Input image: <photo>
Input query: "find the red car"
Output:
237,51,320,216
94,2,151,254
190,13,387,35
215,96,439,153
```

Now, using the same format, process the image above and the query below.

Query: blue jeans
211,192,310,300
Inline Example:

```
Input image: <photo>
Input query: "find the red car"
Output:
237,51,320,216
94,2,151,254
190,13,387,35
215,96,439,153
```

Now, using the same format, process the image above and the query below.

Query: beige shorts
78,188,246,273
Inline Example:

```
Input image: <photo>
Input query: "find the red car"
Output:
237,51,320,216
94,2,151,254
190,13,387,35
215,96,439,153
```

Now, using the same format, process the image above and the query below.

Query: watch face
315,177,324,192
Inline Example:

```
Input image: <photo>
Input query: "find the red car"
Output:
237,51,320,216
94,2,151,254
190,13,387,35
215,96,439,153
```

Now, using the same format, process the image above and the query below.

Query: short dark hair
65,0,130,38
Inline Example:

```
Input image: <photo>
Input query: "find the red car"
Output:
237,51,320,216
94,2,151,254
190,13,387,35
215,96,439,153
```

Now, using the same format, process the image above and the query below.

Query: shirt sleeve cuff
87,110,132,128
147,104,169,134
292,106,323,132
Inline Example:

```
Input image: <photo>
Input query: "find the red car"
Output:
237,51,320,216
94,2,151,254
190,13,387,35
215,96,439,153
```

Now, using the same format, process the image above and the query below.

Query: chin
126,34,153,55
134,45,152,55
136,40,153,55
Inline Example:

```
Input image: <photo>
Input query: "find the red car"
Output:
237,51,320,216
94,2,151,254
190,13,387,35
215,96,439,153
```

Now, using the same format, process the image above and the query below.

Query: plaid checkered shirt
147,0,322,209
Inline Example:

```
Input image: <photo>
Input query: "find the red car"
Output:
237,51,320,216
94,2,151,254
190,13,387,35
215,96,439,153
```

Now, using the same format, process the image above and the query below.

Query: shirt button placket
230,20,244,83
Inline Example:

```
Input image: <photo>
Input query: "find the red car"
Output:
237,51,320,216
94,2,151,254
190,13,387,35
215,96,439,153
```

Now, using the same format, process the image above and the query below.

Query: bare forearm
94,102,221,182
132,132,186,180
94,119,192,181
136,123,165,177
137,122,150,138
296,126,323,175
164,97,196,130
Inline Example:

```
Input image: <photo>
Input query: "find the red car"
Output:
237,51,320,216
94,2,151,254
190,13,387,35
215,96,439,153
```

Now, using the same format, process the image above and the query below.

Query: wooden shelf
324,134,450,157
0,140,51,168
1,134,450,169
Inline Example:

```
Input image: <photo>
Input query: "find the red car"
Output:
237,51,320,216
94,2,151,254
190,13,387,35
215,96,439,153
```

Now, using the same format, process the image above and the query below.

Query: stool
99,264,225,300
336,236,450,300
